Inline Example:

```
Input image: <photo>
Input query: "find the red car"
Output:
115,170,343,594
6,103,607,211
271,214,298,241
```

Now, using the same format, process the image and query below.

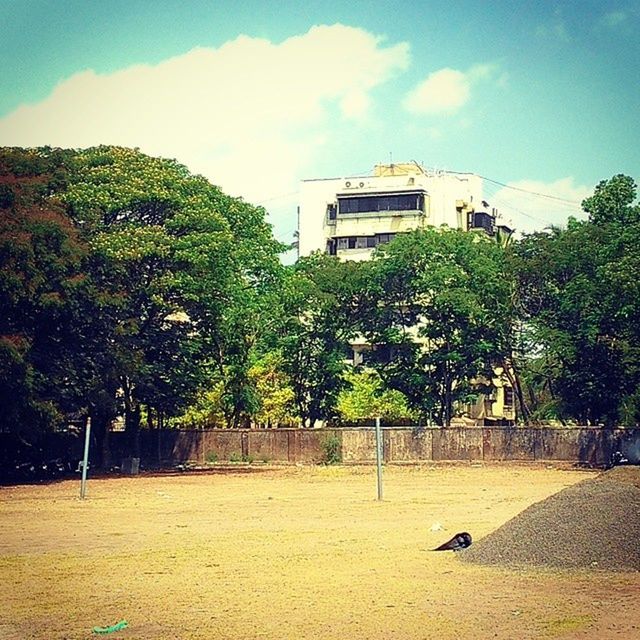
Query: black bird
432,532,472,551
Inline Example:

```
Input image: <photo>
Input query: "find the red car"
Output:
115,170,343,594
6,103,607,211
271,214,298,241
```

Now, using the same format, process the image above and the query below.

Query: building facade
298,162,510,260
297,162,515,424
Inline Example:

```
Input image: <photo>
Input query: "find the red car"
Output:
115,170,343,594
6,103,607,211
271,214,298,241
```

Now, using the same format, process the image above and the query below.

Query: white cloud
403,68,469,115
0,25,410,208
486,177,592,236
403,63,498,116
340,90,371,120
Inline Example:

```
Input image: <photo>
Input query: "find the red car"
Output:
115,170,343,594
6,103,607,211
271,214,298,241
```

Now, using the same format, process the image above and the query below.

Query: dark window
326,203,337,222
504,387,514,407
337,192,425,215
469,211,494,234
376,233,396,245
370,343,413,364
334,235,391,251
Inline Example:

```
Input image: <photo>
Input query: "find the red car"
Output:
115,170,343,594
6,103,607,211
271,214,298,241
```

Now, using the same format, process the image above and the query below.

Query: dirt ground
1,463,638,640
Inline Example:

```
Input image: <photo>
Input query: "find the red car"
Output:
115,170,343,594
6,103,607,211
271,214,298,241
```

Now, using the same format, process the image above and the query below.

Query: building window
376,233,396,245
337,191,425,215
333,234,398,253
504,387,514,408
326,203,337,222
468,211,495,234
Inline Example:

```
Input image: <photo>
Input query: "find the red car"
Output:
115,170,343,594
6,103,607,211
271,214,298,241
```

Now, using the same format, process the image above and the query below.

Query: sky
1,0,638,249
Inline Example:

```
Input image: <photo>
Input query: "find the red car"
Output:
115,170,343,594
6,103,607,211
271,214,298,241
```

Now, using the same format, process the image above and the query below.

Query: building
298,162,511,260
297,162,515,424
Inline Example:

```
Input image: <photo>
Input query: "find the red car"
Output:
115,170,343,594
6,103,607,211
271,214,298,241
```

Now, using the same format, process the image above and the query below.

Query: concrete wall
129,426,640,467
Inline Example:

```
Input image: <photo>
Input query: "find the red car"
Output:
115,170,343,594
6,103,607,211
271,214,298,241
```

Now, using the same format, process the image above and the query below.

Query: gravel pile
460,466,640,571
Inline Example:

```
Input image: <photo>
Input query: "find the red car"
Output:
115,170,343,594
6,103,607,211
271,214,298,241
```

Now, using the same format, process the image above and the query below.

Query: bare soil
1,463,639,640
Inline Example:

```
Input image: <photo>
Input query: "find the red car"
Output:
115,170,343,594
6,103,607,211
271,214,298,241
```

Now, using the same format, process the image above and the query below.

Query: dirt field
1,464,638,640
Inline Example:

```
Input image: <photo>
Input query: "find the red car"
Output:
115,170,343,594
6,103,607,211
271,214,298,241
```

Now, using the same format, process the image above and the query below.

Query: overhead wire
253,167,587,241
478,175,582,205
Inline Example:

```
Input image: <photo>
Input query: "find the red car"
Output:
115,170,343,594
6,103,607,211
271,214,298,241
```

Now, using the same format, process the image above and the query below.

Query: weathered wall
124,426,640,467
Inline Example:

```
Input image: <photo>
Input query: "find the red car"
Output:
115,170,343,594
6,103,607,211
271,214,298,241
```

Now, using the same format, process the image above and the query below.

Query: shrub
321,434,341,465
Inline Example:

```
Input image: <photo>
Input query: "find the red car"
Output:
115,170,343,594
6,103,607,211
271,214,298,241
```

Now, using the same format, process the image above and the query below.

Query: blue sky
1,0,638,243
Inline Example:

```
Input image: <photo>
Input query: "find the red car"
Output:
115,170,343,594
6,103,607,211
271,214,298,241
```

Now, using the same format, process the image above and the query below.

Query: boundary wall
125,426,640,467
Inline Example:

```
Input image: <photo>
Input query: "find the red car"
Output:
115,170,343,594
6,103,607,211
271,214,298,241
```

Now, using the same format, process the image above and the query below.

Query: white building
297,162,515,424
298,162,508,260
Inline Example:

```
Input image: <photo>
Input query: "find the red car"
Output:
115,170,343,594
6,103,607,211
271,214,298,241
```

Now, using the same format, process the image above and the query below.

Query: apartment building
297,162,515,424
298,162,511,260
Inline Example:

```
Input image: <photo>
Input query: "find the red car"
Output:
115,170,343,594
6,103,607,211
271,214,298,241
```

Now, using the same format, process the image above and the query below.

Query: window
468,211,494,234
333,234,396,252
326,203,337,222
376,233,396,245
337,191,426,215
504,387,514,408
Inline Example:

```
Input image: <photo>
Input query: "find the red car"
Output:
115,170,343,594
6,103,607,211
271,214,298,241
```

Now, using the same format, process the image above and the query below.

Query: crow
432,532,472,551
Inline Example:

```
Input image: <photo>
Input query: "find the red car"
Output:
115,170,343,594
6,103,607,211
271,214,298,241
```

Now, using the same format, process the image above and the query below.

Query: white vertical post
80,416,91,499
375,416,383,501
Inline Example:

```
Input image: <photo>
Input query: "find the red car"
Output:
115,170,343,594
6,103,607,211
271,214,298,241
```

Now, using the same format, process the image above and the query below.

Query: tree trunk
89,409,111,469
443,361,452,427
122,377,141,458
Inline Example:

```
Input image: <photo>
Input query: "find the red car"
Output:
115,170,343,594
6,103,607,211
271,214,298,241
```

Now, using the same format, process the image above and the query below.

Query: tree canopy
1,145,638,462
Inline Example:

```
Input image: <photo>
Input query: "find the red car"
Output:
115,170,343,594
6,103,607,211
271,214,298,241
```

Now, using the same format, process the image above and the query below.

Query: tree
514,175,640,425
362,228,512,425
248,351,296,428
0,148,89,437
1,144,287,461
63,145,286,441
582,174,640,226
279,254,366,427
336,368,415,422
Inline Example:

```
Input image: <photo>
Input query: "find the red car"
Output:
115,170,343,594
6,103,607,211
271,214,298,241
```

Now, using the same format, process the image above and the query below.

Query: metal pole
80,416,91,499
375,416,383,501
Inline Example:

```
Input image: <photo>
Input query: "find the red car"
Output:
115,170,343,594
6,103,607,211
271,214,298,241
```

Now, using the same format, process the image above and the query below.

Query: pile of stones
461,466,640,571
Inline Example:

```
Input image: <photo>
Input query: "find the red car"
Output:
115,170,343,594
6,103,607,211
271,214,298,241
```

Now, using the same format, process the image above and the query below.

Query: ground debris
461,467,640,571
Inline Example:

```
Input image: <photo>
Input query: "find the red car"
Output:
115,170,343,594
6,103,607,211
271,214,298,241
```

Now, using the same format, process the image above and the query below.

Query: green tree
64,145,286,442
0,148,88,437
362,228,512,426
0,144,287,462
336,368,415,422
514,175,640,425
279,254,366,427
248,351,296,428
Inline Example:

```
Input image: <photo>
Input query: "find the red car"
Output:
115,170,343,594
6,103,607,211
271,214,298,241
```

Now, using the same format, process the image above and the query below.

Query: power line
482,183,554,226
479,175,582,205
255,191,299,205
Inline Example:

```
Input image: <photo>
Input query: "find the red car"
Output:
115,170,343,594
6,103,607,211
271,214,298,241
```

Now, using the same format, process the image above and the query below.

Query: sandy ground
0,463,638,640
